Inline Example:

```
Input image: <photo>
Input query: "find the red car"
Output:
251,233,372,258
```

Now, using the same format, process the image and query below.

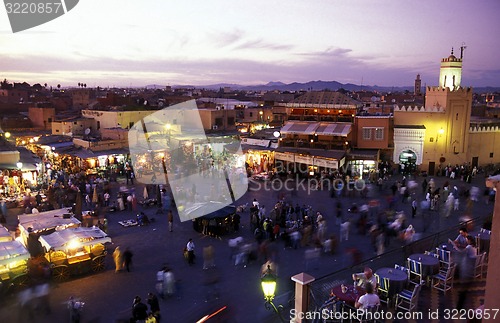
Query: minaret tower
439,47,463,90
414,74,422,96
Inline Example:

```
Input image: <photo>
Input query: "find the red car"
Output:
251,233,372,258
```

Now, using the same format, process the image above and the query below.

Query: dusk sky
1,0,499,88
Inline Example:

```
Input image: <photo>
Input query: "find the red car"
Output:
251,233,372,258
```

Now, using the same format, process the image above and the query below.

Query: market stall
189,202,237,237
17,208,81,246
38,227,111,281
0,240,30,292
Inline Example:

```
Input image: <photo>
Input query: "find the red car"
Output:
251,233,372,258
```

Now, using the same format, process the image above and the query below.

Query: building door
472,156,479,169
428,162,435,176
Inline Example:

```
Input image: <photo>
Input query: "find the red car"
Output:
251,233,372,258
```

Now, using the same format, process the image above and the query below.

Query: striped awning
315,123,352,137
280,122,319,135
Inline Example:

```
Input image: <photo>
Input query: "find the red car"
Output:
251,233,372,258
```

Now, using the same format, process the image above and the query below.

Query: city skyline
1,0,499,88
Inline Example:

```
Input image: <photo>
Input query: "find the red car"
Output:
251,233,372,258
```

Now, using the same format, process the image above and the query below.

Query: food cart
17,208,81,247
38,227,111,281
0,240,30,293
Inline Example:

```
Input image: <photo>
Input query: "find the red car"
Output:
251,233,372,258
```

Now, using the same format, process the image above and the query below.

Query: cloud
208,29,245,48
299,47,353,58
233,38,293,51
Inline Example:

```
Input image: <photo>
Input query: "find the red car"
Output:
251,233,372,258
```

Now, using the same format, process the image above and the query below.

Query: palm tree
78,82,81,88
57,84,61,90
83,83,87,88
44,83,47,88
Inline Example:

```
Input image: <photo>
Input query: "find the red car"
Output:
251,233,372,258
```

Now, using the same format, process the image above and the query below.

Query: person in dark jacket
123,248,133,272
147,292,161,321
132,296,148,322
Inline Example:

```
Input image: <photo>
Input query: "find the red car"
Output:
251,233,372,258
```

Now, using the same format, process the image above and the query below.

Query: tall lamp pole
261,265,286,322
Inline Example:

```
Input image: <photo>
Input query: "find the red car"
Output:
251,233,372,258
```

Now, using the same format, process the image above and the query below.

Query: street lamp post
261,265,286,322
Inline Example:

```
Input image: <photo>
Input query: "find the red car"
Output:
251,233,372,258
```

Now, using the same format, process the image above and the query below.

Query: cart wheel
8,274,31,292
91,256,105,272
52,266,70,282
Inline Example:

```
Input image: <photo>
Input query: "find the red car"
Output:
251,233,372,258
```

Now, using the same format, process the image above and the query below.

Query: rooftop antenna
460,42,467,60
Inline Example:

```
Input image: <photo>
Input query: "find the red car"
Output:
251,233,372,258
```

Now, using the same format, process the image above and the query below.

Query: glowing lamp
261,265,277,301
67,239,80,250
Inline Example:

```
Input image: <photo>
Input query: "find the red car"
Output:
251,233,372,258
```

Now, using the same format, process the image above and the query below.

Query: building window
490,152,494,158
227,117,235,125
375,128,384,140
249,112,253,118
215,118,223,126
362,128,372,140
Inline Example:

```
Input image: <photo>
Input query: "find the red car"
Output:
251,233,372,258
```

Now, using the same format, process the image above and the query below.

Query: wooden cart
0,240,31,293
38,227,112,282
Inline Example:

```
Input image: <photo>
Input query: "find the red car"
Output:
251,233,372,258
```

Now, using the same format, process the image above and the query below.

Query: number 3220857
443,308,498,320
5,2,63,14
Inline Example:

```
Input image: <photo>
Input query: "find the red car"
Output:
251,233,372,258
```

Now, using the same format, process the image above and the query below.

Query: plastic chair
474,252,486,279
394,264,410,276
480,228,491,234
435,247,452,270
374,273,390,305
357,304,380,323
395,283,422,312
424,251,439,259
407,259,424,284
431,263,456,293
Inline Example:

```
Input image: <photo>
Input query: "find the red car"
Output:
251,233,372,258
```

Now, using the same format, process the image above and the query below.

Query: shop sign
242,138,270,147
313,157,338,169
295,155,313,165
274,152,294,162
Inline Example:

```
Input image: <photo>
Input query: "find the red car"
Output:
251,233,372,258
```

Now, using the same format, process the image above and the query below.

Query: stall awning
315,123,352,137
39,227,111,252
280,122,319,135
18,208,81,233
0,240,30,266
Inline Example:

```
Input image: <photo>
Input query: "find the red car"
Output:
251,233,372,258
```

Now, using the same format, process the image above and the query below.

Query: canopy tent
18,208,81,246
190,202,237,237
39,227,111,252
0,240,30,267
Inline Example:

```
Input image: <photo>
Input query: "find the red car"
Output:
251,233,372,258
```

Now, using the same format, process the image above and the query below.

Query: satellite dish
84,128,91,135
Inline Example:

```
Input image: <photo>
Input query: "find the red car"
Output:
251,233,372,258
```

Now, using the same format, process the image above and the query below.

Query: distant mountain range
146,81,500,93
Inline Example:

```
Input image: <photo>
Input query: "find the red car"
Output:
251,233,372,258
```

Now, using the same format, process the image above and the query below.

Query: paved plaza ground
0,171,495,323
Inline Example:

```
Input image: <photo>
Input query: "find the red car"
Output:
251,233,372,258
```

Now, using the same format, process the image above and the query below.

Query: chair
407,259,424,284
475,236,481,255
480,228,491,234
374,273,390,305
357,304,380,323
474,252,486,279
431,263,456,293
424,251,439,259
394,264,410,276
436,247,452,270
395,283,422,312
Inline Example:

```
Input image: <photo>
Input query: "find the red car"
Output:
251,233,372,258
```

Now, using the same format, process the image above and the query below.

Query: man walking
411,199,417,218
123,247,133,272
186,239,195,265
